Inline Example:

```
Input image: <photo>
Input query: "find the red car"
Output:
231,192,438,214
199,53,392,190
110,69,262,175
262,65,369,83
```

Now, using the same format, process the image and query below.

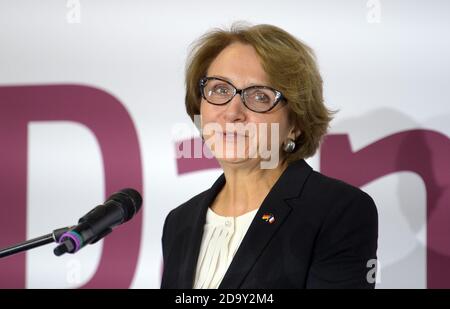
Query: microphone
53,188,142,256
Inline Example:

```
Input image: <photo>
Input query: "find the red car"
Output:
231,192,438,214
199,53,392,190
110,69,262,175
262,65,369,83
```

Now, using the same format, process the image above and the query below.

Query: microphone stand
0,227,73,259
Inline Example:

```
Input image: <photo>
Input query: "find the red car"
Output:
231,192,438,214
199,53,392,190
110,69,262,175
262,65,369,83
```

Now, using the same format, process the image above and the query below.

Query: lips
223,131,246,137
214,131,247,144
221,131,248,141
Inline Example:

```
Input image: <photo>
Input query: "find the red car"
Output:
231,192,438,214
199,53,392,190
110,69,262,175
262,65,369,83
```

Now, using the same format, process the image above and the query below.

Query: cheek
274,110,292,141
200,100,221,139
200,100,219,123
277,121,291,140
256,115,290,147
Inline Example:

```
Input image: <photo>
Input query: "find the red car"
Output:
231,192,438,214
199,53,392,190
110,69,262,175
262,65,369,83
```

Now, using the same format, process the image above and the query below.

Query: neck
212,159,289,217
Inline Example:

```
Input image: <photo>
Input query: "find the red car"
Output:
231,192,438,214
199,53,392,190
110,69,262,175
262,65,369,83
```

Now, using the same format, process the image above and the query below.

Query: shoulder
306,171,376,207
301,170,378,227
303,172,378,270
167,188,209,219
161,188,210,256
162,188,209,235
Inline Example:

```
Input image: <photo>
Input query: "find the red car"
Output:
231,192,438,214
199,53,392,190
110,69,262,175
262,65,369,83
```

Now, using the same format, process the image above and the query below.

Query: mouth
221,131,248,139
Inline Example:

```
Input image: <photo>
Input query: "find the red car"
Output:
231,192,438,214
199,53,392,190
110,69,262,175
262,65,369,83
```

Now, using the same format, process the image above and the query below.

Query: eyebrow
211,75,269,88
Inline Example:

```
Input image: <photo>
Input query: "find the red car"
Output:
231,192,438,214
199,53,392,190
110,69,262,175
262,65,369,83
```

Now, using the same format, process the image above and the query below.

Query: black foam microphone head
107,188,142,222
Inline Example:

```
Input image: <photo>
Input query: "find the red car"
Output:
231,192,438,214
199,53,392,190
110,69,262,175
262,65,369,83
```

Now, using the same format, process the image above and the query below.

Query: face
200,42,297,169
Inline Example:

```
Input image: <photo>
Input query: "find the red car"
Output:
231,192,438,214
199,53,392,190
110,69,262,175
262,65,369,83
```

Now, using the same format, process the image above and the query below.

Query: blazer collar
179,172,226,288
180,159,313,288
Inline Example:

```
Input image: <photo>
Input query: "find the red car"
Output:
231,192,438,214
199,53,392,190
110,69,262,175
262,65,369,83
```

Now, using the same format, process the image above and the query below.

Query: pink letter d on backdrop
0,85,143,288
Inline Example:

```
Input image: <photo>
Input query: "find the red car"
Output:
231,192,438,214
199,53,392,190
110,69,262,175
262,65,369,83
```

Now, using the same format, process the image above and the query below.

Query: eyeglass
199,76,285,113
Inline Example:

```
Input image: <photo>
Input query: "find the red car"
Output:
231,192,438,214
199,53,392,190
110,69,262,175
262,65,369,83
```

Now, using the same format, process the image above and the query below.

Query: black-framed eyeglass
199,76,285,113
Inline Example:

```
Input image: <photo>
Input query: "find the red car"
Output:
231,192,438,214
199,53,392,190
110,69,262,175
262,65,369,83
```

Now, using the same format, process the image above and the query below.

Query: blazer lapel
179,173,226,288
219,159,313,288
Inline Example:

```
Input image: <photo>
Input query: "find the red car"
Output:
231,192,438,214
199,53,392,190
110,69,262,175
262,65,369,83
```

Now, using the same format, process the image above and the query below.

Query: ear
288,126,301,140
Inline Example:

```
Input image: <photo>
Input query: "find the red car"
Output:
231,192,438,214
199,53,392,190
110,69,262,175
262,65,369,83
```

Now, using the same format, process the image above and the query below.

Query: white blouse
193,207,258,289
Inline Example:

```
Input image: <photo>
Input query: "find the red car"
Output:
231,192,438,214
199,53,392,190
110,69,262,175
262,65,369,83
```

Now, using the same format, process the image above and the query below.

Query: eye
212,85,232,96
246,90,272,104
254,92,270,103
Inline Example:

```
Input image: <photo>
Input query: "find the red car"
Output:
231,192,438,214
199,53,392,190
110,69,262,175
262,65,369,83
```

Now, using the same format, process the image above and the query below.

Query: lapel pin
262,213,275,224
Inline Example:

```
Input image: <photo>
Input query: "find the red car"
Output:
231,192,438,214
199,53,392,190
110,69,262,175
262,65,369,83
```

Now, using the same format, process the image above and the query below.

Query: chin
216,155,260,167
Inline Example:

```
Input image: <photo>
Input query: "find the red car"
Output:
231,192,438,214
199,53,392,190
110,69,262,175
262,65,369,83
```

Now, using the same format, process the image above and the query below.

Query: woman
161,23,378,289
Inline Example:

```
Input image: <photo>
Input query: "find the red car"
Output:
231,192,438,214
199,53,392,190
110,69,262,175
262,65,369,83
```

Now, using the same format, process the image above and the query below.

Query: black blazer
161,159,378,289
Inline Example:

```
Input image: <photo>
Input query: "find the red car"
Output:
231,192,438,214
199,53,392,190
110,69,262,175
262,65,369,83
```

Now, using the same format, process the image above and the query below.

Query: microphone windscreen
107,188,142,222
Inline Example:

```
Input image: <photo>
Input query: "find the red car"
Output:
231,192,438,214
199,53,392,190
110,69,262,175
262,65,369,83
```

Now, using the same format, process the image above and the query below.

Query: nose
223,93,246,123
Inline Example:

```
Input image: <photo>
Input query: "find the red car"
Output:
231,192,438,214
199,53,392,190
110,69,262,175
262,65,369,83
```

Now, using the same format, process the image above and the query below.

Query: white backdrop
0,0,449,288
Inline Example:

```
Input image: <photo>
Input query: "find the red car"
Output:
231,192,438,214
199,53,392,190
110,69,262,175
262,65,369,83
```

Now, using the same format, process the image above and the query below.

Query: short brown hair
185,22,334,161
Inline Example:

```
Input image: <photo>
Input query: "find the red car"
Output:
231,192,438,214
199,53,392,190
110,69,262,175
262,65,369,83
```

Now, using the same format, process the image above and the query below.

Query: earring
283,138,296,153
